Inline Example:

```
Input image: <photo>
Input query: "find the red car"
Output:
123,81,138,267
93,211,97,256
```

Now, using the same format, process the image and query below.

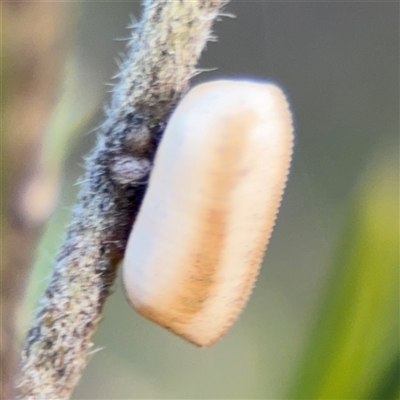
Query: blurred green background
15,2,398,399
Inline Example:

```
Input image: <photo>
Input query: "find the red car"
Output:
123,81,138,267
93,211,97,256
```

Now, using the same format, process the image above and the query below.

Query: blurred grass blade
288,153,399,399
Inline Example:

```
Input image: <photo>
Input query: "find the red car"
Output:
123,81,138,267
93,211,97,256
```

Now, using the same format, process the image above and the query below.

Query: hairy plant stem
15,1,227,398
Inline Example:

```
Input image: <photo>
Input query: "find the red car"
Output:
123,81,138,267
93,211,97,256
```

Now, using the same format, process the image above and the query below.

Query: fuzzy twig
15,1,226,399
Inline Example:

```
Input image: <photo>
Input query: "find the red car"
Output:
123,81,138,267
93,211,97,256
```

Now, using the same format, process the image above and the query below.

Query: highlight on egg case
123,80,294,347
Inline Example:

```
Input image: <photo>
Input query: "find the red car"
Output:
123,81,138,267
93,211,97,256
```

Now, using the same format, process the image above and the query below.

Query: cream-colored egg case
123,80,294,347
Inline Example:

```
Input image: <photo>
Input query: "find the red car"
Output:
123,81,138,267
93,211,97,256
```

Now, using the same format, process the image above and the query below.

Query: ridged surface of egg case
123,80,294,347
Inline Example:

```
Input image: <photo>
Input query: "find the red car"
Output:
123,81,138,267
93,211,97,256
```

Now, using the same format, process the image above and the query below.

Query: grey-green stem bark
15,1,227,398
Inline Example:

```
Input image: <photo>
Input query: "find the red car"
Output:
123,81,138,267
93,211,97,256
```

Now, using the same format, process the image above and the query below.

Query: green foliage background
17,2,399,399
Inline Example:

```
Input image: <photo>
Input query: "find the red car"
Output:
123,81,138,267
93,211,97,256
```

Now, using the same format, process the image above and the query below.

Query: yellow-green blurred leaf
289,153,399,399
